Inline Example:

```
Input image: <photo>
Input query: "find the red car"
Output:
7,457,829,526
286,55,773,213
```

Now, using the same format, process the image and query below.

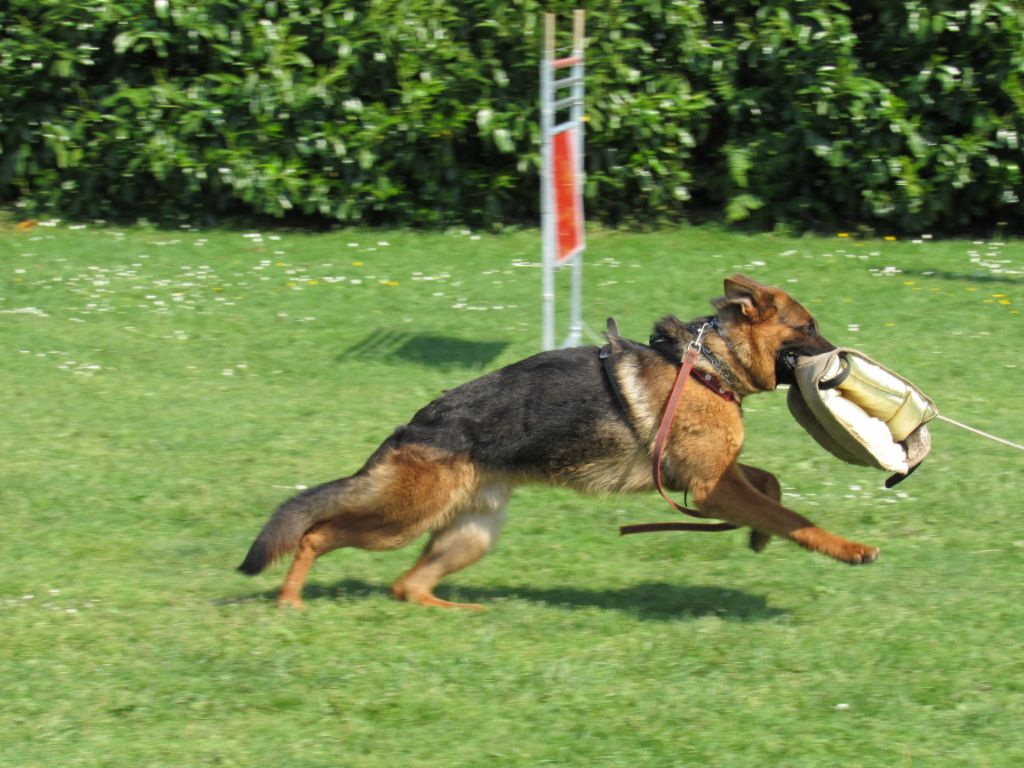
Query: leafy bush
0,0,1021,232
708,0,1024,232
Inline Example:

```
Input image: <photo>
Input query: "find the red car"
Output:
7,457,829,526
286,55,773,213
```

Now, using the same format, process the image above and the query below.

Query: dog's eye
803,322,818,337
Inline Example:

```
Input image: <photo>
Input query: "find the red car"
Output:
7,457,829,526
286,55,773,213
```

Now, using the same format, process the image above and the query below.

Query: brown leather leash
620,323,738,536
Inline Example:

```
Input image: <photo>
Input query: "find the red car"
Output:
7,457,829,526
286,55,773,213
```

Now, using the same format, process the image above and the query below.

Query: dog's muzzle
777,337,836,386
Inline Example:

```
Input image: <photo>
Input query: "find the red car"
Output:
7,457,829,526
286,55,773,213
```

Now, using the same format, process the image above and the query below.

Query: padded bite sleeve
788,348,937,474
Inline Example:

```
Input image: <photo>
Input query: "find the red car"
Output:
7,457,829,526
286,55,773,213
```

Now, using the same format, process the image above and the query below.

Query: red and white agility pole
540,10,585,350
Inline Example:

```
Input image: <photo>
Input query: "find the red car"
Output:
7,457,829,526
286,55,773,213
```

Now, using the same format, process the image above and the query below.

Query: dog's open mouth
776,338,837,386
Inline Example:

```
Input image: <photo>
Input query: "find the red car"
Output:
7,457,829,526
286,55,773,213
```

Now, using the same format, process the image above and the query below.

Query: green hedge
1,0,1022,232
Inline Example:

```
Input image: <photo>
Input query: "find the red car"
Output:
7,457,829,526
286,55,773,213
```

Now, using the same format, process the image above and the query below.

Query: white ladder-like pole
540,10,585,351
540,13,557,351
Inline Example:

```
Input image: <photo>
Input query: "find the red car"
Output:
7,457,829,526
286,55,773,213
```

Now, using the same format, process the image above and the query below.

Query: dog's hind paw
391,582,485,610
276,593,305,609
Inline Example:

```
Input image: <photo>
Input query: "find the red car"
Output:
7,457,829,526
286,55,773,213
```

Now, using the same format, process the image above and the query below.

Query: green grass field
2,218,1023,766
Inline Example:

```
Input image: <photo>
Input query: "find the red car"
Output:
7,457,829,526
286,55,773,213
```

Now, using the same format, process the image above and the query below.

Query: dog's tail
237,479,350,575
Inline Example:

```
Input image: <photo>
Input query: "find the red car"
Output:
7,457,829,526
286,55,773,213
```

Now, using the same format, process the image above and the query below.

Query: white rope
936,414,1024,452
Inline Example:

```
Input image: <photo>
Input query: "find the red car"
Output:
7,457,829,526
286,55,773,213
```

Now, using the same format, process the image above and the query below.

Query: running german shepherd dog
239,274,879,609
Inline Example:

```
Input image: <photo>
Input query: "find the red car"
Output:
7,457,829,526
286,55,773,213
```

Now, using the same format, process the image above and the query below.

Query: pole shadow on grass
291,579,786,622
336,330,509,371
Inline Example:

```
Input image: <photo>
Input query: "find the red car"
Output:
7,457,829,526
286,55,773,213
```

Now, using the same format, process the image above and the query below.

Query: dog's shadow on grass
294,579,786,622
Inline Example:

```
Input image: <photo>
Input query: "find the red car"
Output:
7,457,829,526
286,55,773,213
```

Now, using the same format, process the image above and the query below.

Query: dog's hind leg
277,519,349,608
274,444,481,608
391,484,510,609
739,464,781,553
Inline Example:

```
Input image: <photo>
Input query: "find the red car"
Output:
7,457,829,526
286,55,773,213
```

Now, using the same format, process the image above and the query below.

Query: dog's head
712,274,835,390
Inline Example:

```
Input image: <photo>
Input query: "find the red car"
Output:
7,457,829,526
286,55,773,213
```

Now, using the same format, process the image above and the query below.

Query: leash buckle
687,322,711,355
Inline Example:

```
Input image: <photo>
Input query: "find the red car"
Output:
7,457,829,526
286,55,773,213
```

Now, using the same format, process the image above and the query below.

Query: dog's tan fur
240,275,879,609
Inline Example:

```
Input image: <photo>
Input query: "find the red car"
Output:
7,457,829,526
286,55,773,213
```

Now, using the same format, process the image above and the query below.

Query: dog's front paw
843,543,880,565
790,527,880,565
749,530,772,553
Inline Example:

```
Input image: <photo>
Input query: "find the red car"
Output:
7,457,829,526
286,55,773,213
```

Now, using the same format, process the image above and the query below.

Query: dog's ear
712,274,778,322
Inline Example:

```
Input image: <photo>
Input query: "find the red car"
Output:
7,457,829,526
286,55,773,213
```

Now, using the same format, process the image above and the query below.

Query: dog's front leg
739,464,779,553
695,464,879,565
